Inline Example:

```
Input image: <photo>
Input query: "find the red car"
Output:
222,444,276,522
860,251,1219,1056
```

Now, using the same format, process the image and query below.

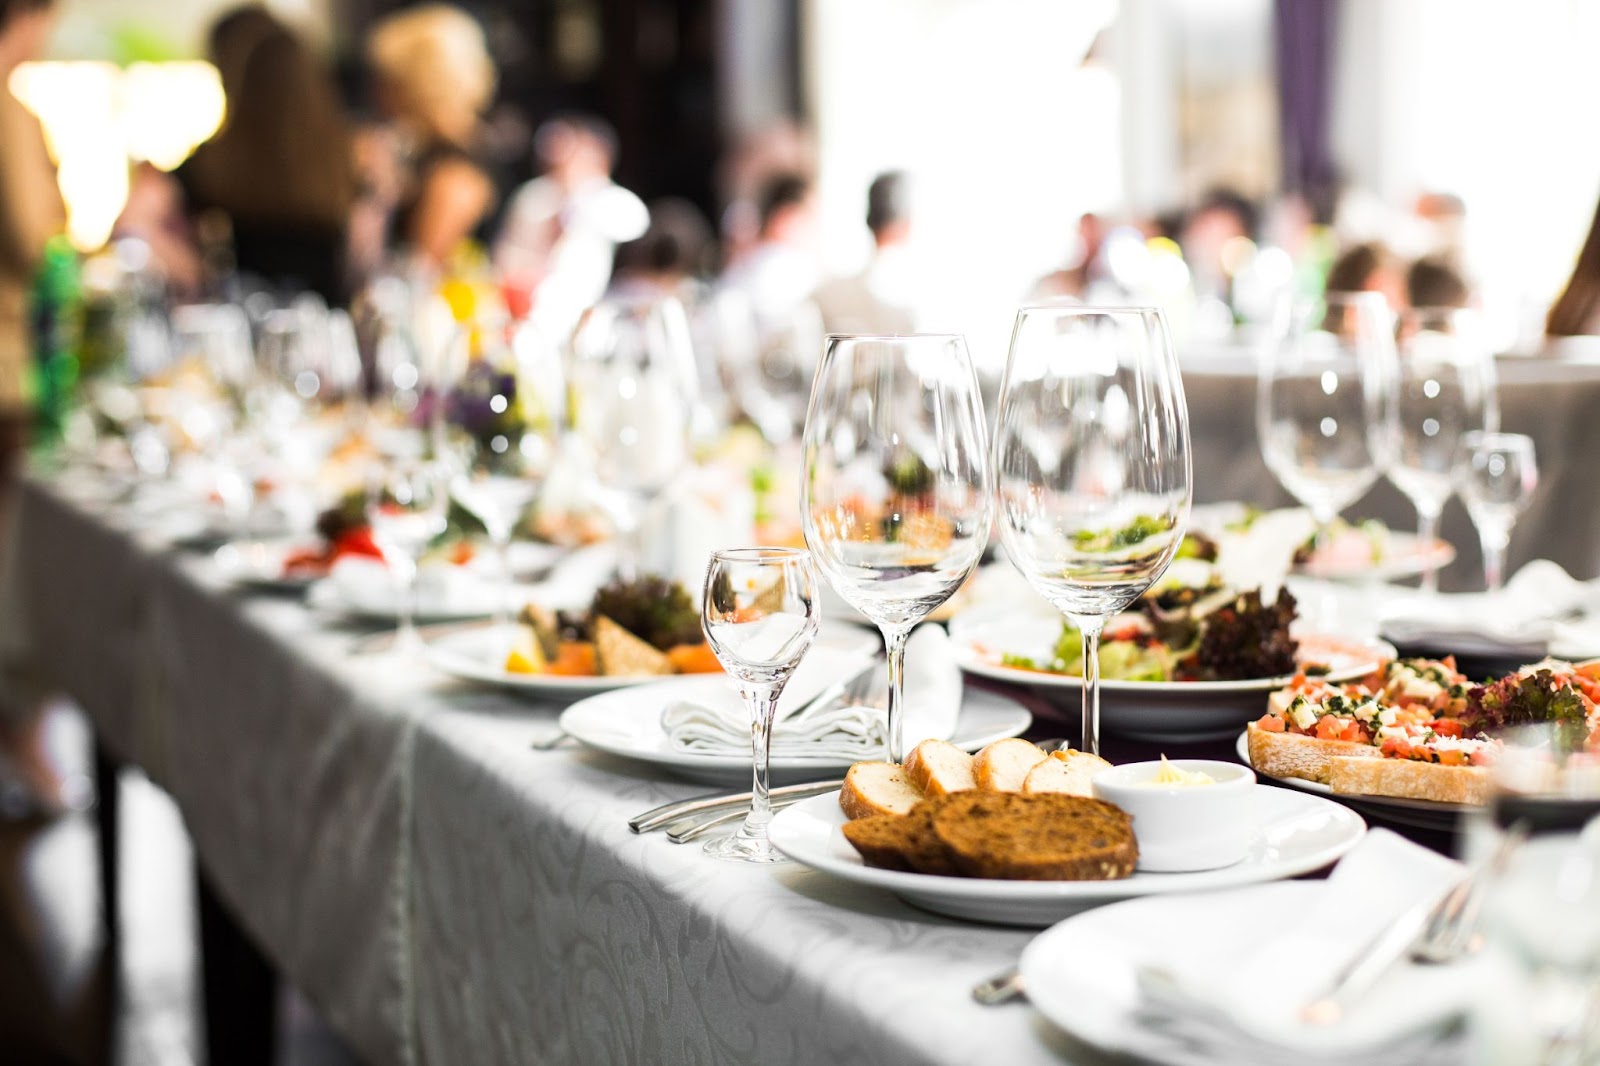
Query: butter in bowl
1092,758,1257,872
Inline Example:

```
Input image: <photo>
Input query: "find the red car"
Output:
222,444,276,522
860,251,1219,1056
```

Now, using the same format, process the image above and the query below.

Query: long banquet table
3,473,1127,1066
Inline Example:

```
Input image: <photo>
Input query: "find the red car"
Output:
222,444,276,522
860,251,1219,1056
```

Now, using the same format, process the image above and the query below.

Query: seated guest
609,198,715,301
1546,196,1600,336
812,170,921,335
1028,212,1107,302
495,113,647,332
1406,256,1470,310
1325,240,1406,309
718,172,819,334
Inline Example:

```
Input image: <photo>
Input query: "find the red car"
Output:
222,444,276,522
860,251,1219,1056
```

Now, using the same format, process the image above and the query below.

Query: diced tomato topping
1256,714,1286,732
1436,748,1468,767
1430,718,1465,738
1469,749,1495,767
1314,715,1348,740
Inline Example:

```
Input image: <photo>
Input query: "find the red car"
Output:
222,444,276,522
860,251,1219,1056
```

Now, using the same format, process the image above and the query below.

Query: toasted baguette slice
903,739,977,797
518,602,562,660
1244,721,1377,785
1327,755,1490,805
593,616,673,676
930,792,1137,881
841,799,959,875
972,738,1049,792
839,762,923,820
1022,748,1111,797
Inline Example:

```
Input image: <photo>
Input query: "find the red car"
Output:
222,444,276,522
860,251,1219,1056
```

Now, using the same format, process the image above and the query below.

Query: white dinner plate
949,607,1394,742
212,537,324,592
1296,530,1456,582
1235,732,1465,831
768,785,1365,926
559,684,1030,787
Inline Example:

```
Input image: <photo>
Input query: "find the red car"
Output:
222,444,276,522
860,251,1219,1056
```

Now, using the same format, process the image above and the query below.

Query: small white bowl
1091,759,1257,872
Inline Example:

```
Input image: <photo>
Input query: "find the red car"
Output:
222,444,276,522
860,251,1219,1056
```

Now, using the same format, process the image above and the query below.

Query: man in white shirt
812,171,920,335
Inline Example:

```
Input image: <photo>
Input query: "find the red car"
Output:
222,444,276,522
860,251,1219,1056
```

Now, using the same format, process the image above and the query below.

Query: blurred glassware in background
1258,292,1398,548
802,333,992,764
993,305,1191,756
366,458,449,654
1388,307,1498,592
568,293,700,577
1457,431,1539,592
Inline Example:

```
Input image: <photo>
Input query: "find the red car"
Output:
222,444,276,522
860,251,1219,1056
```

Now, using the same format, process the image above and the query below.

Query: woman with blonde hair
1547,195,1600,337
366,3,498,267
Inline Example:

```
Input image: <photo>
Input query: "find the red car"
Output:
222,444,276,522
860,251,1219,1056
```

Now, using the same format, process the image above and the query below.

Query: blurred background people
1028,211,1109,302
1406,255,1471,310
812,170,921,334
0,0,62,812
495,113,647,333
1324,240,1407,308
1546,193,1600,337
366,2,498,268
718,171,818,334
609,197,715,301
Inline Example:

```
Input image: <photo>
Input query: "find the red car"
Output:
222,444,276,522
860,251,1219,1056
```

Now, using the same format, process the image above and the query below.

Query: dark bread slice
840,799,959,875
931,792,1137,881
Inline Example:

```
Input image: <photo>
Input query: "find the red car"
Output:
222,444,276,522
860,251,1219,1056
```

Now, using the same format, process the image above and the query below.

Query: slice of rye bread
972,738,1049,791
931,792,1138,881
903,738,977,796
1326,754,1490,805
839,761,924,819
1245,722,1377,785
840,798,960,875
593,616,674,676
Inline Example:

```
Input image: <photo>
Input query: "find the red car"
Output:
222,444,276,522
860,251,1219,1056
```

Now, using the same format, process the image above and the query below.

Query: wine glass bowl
700,547,819,863
993,306,1191,755
801,334,993,763
1456,430,1538,592
1258,292,1397,537
366,460,449,652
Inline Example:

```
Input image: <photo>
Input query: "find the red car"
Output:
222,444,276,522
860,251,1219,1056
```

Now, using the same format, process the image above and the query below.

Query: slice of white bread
1327,755,1490,805
840,762,924,819
972,738,1049,792
903,739,977,797
1022,748,1112,797
1244,721,1377,785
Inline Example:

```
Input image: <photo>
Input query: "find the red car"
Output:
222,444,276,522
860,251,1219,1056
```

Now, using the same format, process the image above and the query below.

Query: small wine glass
367,460,449,652
1388,307,1497,592
1456,431,1538,592
700,547,819,863
1258,292,1397,552
994,306,1192,756
801,334,993,764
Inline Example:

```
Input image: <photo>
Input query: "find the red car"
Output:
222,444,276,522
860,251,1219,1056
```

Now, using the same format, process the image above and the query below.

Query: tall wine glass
994,306,1192,756
700,547,819,863
1388,307,1497,592
801,334,993,764
569,294,699,576
1456,431,1538,592
367,459,449,652
1258,292,1398,551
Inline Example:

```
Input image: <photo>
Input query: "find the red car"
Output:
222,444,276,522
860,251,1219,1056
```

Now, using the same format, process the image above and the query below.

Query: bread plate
949,608,1395,742
767,786,1365,926
1235,731,1464,832
559,683,1030,787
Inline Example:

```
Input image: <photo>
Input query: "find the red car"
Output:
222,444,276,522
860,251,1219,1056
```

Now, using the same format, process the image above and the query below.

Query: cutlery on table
350,618,492,656
630,779,843,834
530,731,574,751
971,967,1027,1006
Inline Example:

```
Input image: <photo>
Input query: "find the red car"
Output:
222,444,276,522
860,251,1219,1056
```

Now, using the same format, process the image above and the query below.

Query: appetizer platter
768,738,1365,925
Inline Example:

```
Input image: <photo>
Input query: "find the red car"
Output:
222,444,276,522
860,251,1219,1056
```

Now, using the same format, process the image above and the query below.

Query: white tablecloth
2,472,1116,1066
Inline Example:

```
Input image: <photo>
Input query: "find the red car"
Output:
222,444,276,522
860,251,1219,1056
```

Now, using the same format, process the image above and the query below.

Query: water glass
367,460,449,652
1456,431,1537,592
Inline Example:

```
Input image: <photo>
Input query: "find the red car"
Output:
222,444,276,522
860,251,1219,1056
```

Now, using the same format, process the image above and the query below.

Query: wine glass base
702,830,788,864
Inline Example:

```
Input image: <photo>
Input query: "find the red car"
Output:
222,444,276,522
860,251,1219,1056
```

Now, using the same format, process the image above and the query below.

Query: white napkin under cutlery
1379,560,1600,657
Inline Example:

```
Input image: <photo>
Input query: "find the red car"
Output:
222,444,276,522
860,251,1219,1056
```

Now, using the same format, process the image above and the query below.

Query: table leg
197,866,279,1066
92,739,119,1065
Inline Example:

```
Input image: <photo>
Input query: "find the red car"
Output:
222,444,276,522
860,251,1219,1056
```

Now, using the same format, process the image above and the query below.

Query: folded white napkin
1132,829,1468,1064
661,626,962,760
1379,560,1600,657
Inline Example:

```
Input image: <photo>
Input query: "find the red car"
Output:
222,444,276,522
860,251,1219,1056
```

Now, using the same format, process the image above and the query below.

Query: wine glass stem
395,557,420,652
1417,505,1441,594
1071,615,1105,757
492,531,514,639
1480,527,1510,592
741,683,782,841
882,624,912,765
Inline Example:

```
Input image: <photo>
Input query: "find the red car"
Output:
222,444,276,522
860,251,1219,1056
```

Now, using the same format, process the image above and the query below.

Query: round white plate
767,785,1365,926
1235,732,1465,831
1297,530,1456,582
560,688,1030,787
212,538,323,592
949,609,1394,742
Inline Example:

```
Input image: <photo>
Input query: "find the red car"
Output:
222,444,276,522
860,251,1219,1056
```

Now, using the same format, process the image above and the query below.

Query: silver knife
630,778,843,834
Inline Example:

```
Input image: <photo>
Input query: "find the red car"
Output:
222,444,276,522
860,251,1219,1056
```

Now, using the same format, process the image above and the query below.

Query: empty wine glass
569,294,699,577
994,306,1192,756
1258,292,1397,552
1457,431,1538,592
801,334,993,764
367,460,449,652
700,547,819,863
1389,307,1497,592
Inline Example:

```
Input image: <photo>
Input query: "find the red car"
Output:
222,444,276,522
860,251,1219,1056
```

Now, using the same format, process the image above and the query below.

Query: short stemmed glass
801,334,993,764
1258,292,1398,551
1389,307,1497,592
569,295,699,576
700,547,819,863
1456,431,1538,592
994,306,1192,756
367,460,449,652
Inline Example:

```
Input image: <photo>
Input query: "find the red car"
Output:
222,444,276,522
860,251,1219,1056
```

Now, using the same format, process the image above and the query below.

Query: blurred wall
49,0,335,59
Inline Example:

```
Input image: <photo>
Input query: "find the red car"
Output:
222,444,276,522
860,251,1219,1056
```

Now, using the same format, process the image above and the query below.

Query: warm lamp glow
9,60,225,251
